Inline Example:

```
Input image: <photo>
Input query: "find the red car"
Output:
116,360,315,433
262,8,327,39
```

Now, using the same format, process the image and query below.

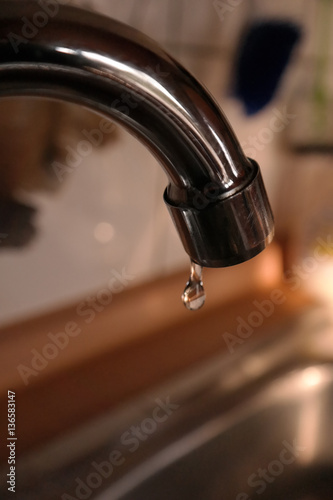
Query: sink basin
5,307,333,499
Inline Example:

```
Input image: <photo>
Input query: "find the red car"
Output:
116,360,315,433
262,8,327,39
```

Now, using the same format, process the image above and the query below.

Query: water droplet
182,260,206,311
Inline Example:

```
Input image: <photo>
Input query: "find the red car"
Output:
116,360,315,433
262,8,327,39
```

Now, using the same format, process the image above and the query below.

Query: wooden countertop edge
0,244,282,391
0,244,315,460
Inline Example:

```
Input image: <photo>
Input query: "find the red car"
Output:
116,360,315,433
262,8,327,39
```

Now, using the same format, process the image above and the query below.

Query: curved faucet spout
0,1,273,267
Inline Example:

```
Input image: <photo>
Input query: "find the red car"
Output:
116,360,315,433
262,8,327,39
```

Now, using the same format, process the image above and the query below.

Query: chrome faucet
0,1,274,302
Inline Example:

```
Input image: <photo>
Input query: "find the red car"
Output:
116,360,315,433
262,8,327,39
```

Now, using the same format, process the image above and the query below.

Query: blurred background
2,2,333,497
0,0,332,323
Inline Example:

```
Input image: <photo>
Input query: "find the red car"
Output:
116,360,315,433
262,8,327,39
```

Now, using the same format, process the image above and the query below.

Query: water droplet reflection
182,260,206,311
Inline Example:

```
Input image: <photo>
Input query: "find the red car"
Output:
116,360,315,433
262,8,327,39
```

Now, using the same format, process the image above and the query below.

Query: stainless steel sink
6,307,333,499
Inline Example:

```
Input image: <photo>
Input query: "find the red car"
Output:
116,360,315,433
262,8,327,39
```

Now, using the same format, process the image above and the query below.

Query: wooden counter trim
0,244,312,461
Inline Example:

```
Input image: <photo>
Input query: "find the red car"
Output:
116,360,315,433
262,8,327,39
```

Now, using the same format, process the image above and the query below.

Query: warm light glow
305,261,333,304
302,367,322,388
258,243,282,287
94,222,115,244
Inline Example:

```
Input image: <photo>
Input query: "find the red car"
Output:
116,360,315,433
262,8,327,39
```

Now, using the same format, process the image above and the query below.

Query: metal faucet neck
0,1,274,267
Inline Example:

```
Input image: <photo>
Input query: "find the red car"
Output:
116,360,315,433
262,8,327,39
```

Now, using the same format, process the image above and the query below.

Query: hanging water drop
182,260,206,311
